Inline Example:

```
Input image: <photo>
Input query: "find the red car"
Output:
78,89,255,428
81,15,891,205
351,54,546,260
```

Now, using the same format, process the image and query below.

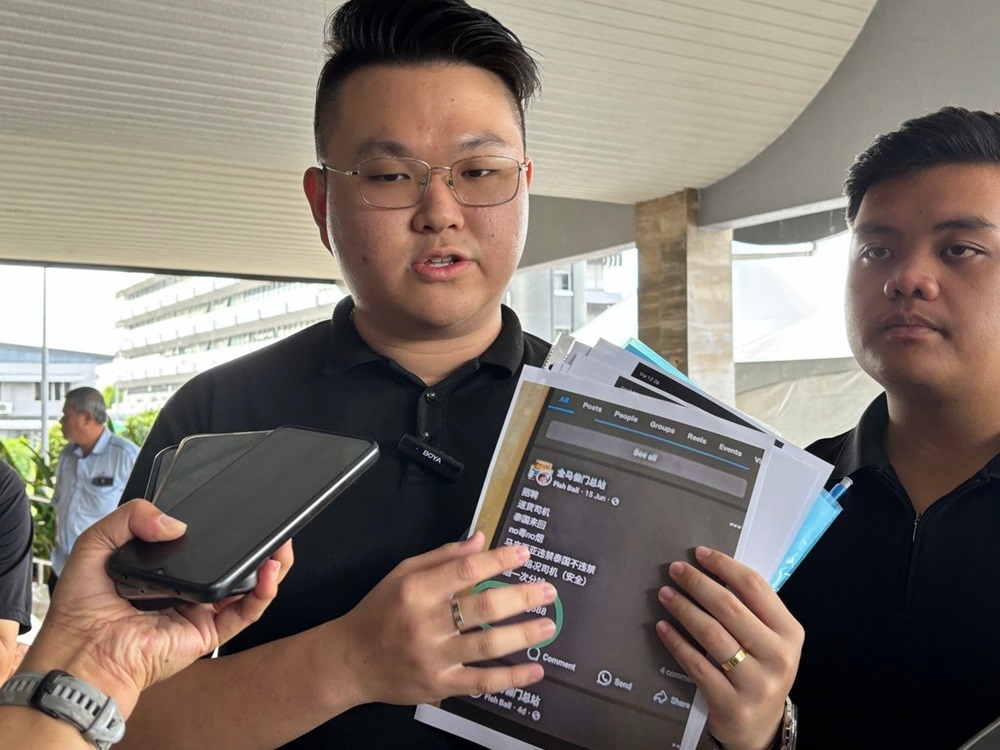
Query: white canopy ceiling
0,0,876,279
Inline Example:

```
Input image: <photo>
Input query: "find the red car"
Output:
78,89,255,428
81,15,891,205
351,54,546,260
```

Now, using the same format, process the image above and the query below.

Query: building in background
112,276,344,413
0,343,111,438
109,248,638,415
508,246,637,343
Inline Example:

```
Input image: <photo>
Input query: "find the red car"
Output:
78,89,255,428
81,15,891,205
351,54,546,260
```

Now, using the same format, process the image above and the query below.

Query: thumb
77,499,187,554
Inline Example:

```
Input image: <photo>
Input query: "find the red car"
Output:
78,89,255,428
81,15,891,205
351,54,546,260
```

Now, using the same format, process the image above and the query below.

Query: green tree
0,437,57,559
48,420,66,465
122,409,158,447
0,406,159,562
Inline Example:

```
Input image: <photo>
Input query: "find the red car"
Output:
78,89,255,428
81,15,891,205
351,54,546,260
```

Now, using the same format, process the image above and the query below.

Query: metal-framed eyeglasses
321,155,528,209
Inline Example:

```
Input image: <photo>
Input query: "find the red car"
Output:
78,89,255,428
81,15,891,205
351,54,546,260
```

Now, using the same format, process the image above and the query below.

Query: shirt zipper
911,511,923,542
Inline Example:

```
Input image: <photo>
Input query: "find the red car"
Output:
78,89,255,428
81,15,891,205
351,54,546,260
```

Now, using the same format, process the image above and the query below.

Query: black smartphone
120,432,273,609
149,431,271,512
107,426,378,606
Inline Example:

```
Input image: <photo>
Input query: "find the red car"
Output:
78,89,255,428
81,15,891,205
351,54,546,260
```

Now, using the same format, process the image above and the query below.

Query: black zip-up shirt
781,393,1000,749
123,298,551,749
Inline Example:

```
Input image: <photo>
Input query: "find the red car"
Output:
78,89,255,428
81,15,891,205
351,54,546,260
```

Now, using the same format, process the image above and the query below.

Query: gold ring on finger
450,598,471,633
720,646,748,672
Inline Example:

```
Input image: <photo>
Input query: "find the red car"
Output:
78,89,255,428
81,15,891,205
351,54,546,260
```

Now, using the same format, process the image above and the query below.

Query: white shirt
51,428,139,575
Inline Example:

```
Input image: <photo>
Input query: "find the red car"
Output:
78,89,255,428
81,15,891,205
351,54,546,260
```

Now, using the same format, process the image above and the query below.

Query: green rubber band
471,579,563,648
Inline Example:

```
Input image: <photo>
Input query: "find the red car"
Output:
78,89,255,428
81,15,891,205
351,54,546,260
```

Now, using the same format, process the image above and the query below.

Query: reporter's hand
20,499,289,718
656,547,802,750
332,531,556,707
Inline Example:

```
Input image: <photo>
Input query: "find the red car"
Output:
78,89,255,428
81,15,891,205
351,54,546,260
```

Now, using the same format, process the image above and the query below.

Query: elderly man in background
49,387,138,595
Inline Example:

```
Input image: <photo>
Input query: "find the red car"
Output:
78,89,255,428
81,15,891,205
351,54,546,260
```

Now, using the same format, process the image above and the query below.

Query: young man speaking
119,2,799,748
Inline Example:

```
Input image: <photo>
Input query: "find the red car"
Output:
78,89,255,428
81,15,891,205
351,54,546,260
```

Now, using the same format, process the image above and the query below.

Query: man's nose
884,256,940,300
411,168,464,232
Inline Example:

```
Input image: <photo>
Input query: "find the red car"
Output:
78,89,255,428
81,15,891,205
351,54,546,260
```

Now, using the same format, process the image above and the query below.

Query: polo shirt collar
833,392,890,476
322,297,381,376
480,304,526,376
835,391,1000,480
322,296,526,378
73,426,111,458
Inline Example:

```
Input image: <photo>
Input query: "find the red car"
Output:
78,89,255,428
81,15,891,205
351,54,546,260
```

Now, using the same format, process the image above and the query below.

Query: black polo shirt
0,460,33,635
123,298,550,748
780,393,1000,749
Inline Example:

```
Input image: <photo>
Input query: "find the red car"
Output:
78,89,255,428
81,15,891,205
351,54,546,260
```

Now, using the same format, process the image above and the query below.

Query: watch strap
0,669,126,749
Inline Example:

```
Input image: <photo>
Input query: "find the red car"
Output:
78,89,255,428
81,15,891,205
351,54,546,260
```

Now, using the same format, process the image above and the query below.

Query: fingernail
540,583,557,601
158,514,187,533
514,545,530,562
669,561,685,578
538,619,556,637
659,586,675,601
695,546,712,560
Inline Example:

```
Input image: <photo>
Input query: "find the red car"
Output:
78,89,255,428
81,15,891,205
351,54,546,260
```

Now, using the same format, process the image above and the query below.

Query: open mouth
425,255,457,268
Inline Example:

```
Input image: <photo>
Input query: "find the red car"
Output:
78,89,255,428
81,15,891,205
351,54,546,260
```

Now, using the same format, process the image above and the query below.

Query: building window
553,269,573,296
585,260,605,290
35,382,72,401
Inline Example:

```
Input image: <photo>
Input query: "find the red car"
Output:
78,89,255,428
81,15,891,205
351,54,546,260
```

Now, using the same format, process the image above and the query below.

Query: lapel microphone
397,433,464,481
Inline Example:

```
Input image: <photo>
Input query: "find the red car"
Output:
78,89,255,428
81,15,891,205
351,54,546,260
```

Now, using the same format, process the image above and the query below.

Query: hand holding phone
108,426,378,606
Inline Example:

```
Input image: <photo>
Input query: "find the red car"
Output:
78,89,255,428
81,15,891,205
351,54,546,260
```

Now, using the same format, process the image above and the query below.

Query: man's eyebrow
933,216,999,233
354,138,410,160
853,222,898,237
853,216,1000,237
351,133,517,162
456,132,515,153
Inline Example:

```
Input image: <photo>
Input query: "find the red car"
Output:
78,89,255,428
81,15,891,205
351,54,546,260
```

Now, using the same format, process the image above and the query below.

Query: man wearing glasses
118,2,558,747
118,0,799,748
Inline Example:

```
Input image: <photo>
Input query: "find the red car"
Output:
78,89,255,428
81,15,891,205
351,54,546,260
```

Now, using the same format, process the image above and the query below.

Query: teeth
427,256,455,267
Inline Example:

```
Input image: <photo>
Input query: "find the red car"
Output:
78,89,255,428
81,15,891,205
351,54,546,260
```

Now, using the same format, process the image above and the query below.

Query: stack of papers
417,336,836,750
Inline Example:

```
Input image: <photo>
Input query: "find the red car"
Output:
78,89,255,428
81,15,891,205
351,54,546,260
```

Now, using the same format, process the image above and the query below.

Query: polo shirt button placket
421,390,438,443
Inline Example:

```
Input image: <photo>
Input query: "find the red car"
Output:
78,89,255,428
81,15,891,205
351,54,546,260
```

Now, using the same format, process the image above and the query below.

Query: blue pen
828,477,853,503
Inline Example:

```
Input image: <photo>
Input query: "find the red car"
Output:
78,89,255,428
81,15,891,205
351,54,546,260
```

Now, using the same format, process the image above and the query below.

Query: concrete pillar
636,188,735,404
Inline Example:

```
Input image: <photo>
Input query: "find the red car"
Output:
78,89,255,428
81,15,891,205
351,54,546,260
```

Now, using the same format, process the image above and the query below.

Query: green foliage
0,437,33,481
0,408,158,561
48,421,67,464
0,437,56,560
30,501,56,562
121,410,158,447
102,385,117,408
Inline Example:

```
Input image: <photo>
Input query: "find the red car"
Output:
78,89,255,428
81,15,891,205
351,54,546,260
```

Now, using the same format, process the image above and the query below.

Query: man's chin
364,300,500,340
870,365,955,400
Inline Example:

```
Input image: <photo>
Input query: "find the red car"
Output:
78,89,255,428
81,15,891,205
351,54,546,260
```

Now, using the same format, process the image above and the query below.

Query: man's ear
303,167,333,253
524,157,534,191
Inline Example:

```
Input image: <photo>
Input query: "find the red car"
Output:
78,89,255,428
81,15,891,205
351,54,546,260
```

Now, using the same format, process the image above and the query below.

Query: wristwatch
707,696,798,750
775,695,798,750
0,669,126,749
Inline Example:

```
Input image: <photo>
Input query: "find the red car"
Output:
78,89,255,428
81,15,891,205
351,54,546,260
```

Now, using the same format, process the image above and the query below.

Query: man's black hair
845,106,1000,223
313,0,541,159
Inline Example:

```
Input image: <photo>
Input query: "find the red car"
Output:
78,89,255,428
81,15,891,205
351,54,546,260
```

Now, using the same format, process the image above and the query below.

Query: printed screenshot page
428,374,771,750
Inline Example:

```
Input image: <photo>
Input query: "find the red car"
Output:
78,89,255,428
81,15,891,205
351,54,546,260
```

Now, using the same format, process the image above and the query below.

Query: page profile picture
527,459,554,486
